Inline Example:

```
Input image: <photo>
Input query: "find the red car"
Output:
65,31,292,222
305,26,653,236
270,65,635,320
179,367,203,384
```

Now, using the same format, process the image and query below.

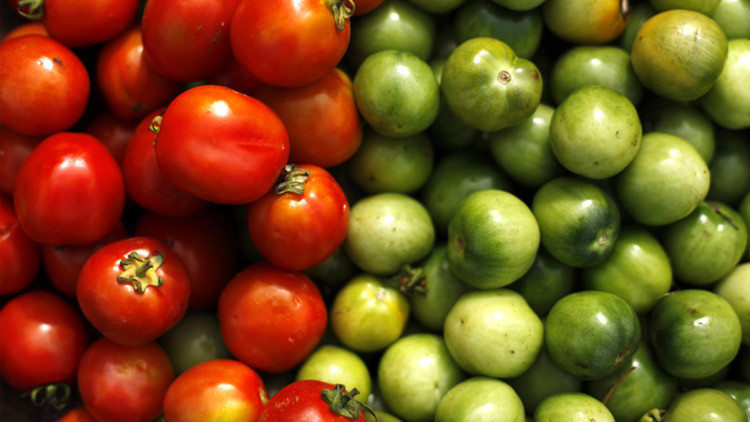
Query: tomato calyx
327,0,355,31
639,408,666,422
15,0,44,20
274,164,311,195
320,383,375,420
384,264,427,295
22,383,71,410
117,251,165,293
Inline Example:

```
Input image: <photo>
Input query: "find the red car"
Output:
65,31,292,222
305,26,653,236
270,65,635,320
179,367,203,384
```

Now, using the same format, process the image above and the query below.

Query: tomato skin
141,0,241,82
96,25,183,121
218,262,327,373
207,58,263,96
0,126,41,198
0,290,89,392
122,108,208,217
162,359,268,422
0,196,39,296
58,406,98,422
247,164,349,271
84,111,138,168
254,69,363,168
154,85,289,204
13,132,125,246
258,380,367,422
1,22,49,42
230,0,351,87
42,0,138,47
77,337,174,422
76,236,191,346
352,0,385,16
0,35,90,136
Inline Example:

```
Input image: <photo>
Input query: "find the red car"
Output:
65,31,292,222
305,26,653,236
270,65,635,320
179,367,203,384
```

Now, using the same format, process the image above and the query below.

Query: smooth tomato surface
0,195,39,296
258,380,368,422
84,112,137,168
0,126,41,197
42,0,138,46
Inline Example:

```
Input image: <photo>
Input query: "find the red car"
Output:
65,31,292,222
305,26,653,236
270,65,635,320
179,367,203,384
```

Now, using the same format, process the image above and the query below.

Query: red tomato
122,108,208,217
0,290,89,392
96,25,182,121
77,337,174,422
154,85,289,204
76,236,191,346
135,208,238,310
218,262,327,373
58,406,97,422
84,111,138,168
0,35,90,136
163,359,268,421
230,0,352,87
253,69,363,168
41,0,138,47
41,222,128,297
13,132,125,246
1,22,49,42
0,126,41,197
246,164,349,271
0,196,39,295
207,57,263,97
141,0,241,82
258,380,369,422
353,0,386,15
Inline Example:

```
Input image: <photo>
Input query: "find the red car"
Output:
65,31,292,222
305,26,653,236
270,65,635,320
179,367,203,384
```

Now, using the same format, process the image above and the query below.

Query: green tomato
510,248,576,316
490,0,546,10
407,0,467,13
345,193,435,276
296,345,372,400
377,333,465,422
534,392,615,422
435,377,526,422
507,347,583,414
545,291,641,380
699,38,750,129
159,311,231,374
640,98,716,164
427,58,480,151
353,50,440,138
616,132,710,226
304,246,359,287
742,193,750,259
650,289,742,379
714,381,750,420
707,129,750,203
447,189,540,289
619,3,656,52
650,0,720,13
664,388,746,422
714,263,750,345
443,289,544,378
710,0,750,39
441,37,543,132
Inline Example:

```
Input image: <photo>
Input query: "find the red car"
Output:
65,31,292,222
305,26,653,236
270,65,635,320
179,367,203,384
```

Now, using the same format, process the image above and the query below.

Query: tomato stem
327,0,355,31
384,264,427,295
707,201,739,230
639,408,666,422
320,384,375,420
16,0,44,20
23,383,71,410
602,365,635,406
117,251,165,293
274,164,310,195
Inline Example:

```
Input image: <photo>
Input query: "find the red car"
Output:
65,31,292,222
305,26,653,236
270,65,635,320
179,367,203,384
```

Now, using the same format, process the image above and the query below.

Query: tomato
258,380,369,422
0,290,89,393
162,359,268,421
230,0,352,87
58,406,97,422
207,57,263,97
41,222,128,297
0,35,90,136
96,25,183,121
77,337,174,422
13,132,125,246
1,22,49,41
141,0,241,82
122,108,208,217
34,0,138,47
134,207,238,310
84,111,137,168
0,127,41,197
153,84,289,204
0,195,39,295
218,262,327,373
352,0,385,16
246,164,349,271
76,236,191,346
253,69,363,168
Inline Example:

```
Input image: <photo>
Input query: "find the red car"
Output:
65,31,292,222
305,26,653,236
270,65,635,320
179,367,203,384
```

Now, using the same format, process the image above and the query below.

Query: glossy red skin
207,57,263,96
0,35,90,136
218,262,327,373
42,0,138,47
58,406,98,422
163,359,268,421
41,222,128,298
96,25,182,121
352,0,385,16
154,85,290,204
84,111,138,168
0,196,39,295
0,290,89,392
141,0,241,82
77,337,174,422
258,380,367,422
123,108,208,217
13,132,125,246
230,0,351,87
135,208,238,310
1,22,49,42
247,165,349,271
0,126,41,197
254,69,363,168
76,236,191,346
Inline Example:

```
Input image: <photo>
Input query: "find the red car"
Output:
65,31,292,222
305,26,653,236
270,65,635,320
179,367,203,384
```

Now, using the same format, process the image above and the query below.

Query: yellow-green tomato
714,263,750,345
295,345,372,400
435,377,525,422
534,392,615,422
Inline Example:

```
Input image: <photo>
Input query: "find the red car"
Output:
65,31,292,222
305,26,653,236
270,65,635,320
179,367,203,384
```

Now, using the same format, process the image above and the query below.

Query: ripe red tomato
84,111,138,168
154,84,289,204
40,0,138,47
122,108,208,217
76,236,191,346
218,262,327,373
0,196,39,295
135,208,238,310
258,380,369,422
96,25,183,121
77,337,174,422
0,290,89,392
58,406,97,422
0,35,90,136
141,0,241,82
352,0,386,15
246,164,349,271
1,22,49,42
13,132,125,246
162,359,268,421
253,69,363,168
230,0,352,87
207,57,263,96
0,126,41,197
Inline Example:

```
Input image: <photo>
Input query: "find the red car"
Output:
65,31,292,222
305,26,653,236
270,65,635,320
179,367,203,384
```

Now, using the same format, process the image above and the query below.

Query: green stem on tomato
25,383,71,410
274,164,310,195
321,384,376,420
384,264,428,296
16,0,44,20
117,251,165,293
327,0,355,31
639,408,666,422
